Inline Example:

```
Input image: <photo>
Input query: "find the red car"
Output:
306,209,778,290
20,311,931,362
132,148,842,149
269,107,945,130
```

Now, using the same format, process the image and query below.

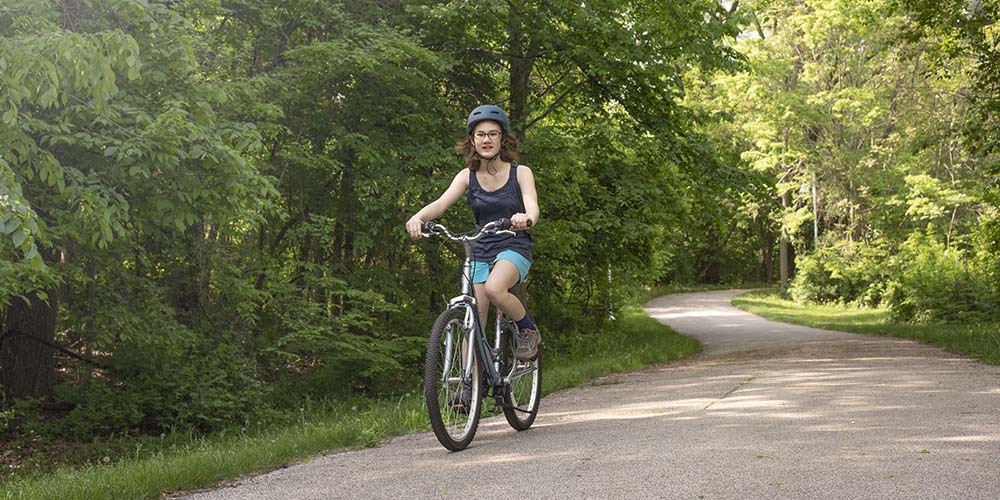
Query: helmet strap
476,144,502,170
485,157,499,175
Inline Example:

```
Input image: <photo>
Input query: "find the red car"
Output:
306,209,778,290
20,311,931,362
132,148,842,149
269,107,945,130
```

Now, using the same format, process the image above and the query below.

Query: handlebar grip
495,218,533,230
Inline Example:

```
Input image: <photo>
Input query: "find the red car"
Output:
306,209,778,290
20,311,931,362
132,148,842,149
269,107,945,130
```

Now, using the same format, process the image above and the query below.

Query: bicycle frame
422,218,541,450
442,238,507,389
426,220,521,391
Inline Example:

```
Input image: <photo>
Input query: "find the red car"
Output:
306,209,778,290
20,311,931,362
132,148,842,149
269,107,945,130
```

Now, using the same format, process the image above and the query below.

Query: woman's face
471,120,503,158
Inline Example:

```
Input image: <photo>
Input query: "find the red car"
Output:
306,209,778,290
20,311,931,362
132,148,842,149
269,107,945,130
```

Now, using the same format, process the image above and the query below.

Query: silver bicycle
421,218,542,451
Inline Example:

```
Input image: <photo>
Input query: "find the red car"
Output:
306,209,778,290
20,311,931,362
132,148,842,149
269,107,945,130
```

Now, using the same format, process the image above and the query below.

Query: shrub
54,336,269,438
972,213,1000,314
256,269,424,403
884,232,996,322
789,240,888,307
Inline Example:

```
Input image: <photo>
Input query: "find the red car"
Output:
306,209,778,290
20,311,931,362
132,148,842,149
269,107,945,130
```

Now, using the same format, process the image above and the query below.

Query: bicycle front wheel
425,307,482,451
500,320,541,430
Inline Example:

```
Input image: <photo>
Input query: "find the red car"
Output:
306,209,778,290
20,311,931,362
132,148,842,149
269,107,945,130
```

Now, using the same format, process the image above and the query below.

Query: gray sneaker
515,327,540,361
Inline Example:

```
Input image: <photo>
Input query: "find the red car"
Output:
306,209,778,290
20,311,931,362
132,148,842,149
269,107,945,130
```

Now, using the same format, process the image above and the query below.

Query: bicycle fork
439,306,473,386
440,304,508,400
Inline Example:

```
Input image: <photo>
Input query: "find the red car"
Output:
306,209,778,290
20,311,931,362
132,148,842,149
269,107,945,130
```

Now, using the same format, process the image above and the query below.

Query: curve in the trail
644,289,854,355
179,290,1000,500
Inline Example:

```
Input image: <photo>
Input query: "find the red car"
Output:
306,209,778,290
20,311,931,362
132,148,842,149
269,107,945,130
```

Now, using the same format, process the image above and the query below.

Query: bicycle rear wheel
425,307,482,451
500,320,541,430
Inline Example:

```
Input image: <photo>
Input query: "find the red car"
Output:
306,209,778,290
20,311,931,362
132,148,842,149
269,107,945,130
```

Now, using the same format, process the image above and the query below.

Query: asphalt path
179,290,1000,499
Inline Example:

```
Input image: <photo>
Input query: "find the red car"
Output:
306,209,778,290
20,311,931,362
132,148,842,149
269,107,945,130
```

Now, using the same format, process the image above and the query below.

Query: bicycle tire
500,319,541,430
425,306,482,451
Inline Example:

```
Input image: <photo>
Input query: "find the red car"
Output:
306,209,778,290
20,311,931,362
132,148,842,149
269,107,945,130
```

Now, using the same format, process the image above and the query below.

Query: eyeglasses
473,131,502,141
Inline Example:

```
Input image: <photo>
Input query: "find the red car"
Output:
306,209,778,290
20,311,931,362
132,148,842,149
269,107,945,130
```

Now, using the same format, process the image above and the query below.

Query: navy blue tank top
467,162,534,261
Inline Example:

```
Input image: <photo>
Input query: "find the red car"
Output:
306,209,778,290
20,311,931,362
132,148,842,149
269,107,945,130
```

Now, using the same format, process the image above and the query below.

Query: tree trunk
779,191,791,292
811,170,819,248
336,155,356,273
700,224,722,284
1,289,58,401
507,7,535,138
761,218,775,284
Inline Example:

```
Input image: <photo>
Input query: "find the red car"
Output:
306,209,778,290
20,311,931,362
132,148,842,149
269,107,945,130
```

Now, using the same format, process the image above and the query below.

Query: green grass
732,290,1000,365
0,397,430,500
0,308,698,500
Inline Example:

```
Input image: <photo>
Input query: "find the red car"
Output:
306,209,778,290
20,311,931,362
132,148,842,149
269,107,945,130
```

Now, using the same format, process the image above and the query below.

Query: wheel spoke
426,308,482,450
500,322,541,430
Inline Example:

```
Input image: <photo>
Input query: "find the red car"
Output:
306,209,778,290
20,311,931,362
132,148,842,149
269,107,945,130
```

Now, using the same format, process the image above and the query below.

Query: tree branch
525,79,584,131
1,331,114,371
535,68,574,101
752,12,767,40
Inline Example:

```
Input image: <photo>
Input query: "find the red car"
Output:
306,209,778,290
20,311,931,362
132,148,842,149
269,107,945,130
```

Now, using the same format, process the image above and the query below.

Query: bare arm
513,165,540,230
406,169,469,238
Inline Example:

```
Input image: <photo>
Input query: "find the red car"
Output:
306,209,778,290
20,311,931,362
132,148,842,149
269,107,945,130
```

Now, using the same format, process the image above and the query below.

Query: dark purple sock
515,312,536,331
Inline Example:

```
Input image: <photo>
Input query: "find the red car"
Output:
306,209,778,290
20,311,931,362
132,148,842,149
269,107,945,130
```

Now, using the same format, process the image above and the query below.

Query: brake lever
421,220,444,238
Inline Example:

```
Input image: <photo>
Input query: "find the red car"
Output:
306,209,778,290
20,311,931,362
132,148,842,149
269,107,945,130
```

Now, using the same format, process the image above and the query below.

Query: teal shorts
470,250,531,284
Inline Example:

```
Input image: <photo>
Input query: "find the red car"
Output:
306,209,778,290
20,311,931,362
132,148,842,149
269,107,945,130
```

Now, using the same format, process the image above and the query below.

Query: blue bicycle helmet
466,105,510,135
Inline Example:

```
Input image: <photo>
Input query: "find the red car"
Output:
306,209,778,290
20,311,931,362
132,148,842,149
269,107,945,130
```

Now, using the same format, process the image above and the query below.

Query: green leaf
11,228,26,247
3,218,21,234
45,60,58,84
25,250,44,270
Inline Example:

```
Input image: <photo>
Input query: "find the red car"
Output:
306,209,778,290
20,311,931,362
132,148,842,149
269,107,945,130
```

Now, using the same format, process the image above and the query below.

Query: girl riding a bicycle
405,105,540,363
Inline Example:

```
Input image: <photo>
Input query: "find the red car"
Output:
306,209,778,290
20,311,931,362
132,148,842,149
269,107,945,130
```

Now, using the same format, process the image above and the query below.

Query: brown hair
454,133,519,172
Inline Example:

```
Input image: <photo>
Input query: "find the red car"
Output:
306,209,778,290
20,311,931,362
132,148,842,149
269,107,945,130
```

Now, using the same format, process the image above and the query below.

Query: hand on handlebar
405,216,425,239
510,213,534,231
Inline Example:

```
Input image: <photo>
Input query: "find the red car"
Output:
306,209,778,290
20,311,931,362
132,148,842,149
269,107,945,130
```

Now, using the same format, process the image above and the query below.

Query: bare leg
483,260,526,320
473,283,490,327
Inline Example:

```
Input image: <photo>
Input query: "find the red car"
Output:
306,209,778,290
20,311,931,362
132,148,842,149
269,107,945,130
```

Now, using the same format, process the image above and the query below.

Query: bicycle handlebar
421,218,532,242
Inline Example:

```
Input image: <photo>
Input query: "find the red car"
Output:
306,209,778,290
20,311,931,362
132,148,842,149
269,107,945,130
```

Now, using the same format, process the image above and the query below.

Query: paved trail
181,290,1000,499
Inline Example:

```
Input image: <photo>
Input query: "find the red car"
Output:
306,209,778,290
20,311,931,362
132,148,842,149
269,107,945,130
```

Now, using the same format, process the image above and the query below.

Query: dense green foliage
1,0,997,477
706,0,1000,321
0,0,749,452
2,0,273,438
